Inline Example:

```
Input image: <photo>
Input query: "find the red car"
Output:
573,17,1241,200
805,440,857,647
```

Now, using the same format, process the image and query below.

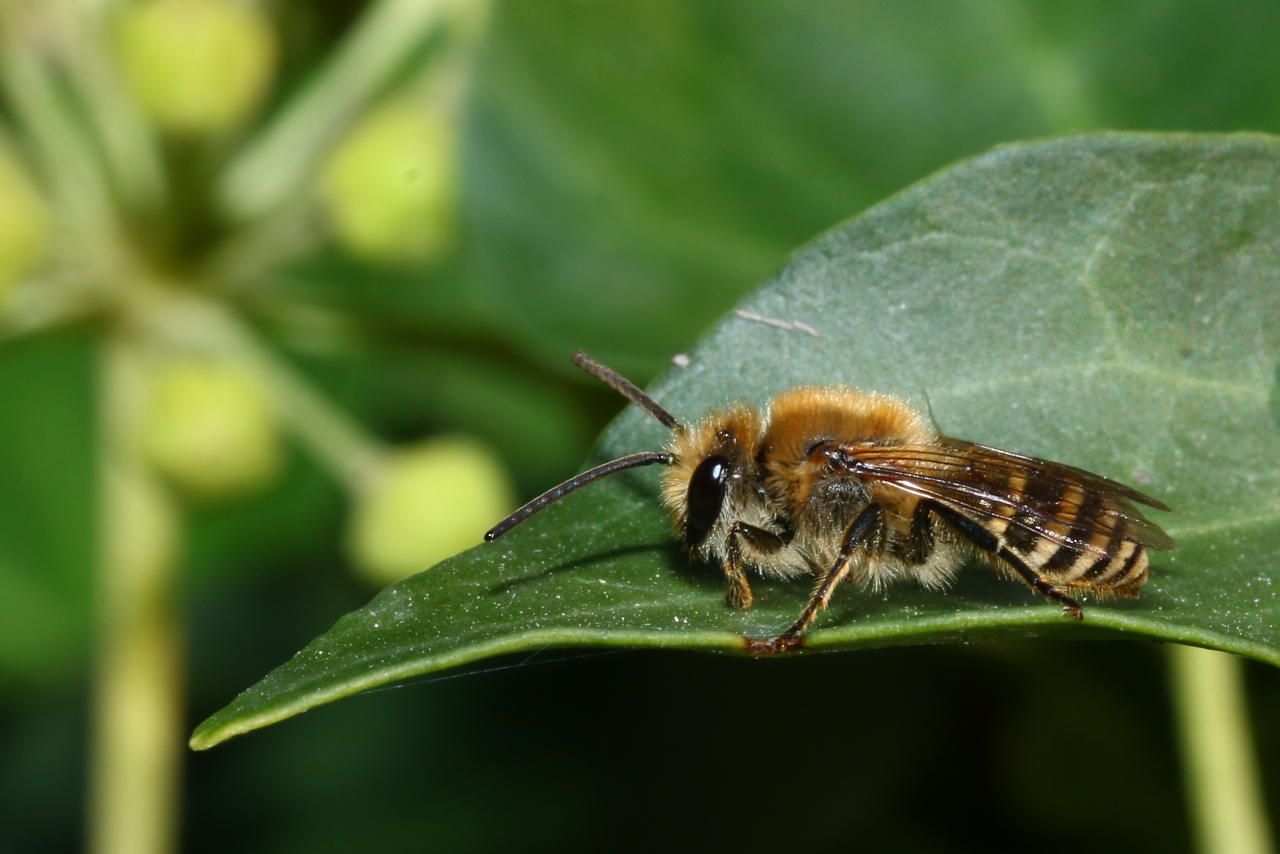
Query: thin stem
202,195,325,290
88,336,184,854
0,43,116,241
59,1,168,211
0,271,96,339
206,0,490,288
1169,644,1275,854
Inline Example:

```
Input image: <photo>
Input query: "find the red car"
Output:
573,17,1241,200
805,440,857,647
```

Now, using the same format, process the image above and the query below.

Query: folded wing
839,438,1176,560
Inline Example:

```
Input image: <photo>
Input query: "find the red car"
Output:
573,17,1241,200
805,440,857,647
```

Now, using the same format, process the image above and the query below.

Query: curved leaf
193,133,1280,749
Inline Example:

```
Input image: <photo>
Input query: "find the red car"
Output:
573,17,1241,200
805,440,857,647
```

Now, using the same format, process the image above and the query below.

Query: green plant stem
89,336,184,854
0,44,116,241
202,196,324,291
218,0,465,222
59,1,168,211
981,4,1098,132
1169,644,1275,854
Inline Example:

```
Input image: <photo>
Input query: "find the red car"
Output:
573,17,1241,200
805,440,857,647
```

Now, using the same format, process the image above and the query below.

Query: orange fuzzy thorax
660,387,934,541
761,387,935,463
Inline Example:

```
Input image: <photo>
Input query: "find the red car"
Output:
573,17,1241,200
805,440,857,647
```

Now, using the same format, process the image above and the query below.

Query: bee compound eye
685,455,729,548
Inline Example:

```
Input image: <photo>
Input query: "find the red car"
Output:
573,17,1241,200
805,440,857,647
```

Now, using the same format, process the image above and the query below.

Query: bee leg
903,500,936,565
723,531,753,610
724,522,787,610
999,550,1084,619
768,503,884,653
927,503,1083,619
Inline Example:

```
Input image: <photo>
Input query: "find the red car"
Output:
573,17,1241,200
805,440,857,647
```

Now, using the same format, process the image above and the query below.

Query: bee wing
841,438,1177,555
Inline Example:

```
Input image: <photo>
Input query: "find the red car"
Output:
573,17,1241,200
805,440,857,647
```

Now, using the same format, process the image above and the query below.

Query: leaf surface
192,133,1280,749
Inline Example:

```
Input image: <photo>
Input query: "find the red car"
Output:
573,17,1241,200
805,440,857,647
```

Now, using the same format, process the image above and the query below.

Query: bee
486,352,1176,653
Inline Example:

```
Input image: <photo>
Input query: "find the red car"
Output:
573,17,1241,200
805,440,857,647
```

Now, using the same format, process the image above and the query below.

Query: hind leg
927,503,1083,618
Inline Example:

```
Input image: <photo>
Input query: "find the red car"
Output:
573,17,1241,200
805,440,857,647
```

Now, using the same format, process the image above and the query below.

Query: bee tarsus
724,521,788,609
743,633,806,655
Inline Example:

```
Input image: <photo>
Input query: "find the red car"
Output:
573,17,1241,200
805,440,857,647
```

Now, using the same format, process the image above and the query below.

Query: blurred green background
1,1,1279,851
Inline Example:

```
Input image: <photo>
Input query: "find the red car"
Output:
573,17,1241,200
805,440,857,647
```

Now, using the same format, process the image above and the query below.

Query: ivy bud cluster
0,0,505,584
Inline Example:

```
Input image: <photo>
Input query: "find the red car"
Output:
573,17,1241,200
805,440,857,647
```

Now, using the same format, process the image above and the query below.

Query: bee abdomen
1000,483,1150,596
1016,536,1149,594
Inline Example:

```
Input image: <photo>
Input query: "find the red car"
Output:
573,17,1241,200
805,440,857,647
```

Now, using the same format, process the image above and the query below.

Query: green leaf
192,132,1280,749
0,331,95,689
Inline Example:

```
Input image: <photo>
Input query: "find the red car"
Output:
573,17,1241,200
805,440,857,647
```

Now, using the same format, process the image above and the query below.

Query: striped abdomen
989,476,1150,597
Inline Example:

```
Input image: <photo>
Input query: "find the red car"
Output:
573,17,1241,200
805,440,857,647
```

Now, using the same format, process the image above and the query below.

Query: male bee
486,352,1176,653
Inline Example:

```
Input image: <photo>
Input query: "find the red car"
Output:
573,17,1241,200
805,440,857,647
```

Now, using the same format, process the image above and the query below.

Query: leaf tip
188,728,219,752
189,715,240,751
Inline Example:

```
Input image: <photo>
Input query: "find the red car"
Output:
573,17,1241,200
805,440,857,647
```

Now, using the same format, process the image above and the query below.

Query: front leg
723,521,788,609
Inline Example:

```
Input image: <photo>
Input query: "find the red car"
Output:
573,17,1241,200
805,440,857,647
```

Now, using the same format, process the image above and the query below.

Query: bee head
485,352,681,541
660,409,766,553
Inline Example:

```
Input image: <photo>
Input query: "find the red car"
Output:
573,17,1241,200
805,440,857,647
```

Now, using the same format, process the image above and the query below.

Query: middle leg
769,503,884,651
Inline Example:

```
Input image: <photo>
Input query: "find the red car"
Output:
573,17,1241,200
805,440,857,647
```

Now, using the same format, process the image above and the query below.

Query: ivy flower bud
348,436,514,586
321,103,458,264
118,0,278,134
142,359,282,501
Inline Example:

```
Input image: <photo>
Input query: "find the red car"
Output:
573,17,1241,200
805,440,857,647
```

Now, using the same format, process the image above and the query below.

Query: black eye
685,455,729,547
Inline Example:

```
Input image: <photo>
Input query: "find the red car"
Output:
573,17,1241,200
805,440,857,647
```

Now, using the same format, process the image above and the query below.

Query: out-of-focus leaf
296,0,1280,379
323,348,595,495
186,450,342,590
443,0,1060,372
0,332,94,688
193,134,1280,748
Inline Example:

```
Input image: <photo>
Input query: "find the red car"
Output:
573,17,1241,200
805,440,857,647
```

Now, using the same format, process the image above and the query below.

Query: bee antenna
572,351,681,431
486,353,680,541
485,451,674,540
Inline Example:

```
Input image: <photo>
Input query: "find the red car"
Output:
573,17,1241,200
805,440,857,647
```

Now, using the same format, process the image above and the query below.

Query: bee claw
744,637,775,655
743,633,806,655
773,634,805,652
1057,592,1084,620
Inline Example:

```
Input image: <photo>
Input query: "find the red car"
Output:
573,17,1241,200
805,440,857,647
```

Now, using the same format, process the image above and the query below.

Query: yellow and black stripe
986,474,1148,597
